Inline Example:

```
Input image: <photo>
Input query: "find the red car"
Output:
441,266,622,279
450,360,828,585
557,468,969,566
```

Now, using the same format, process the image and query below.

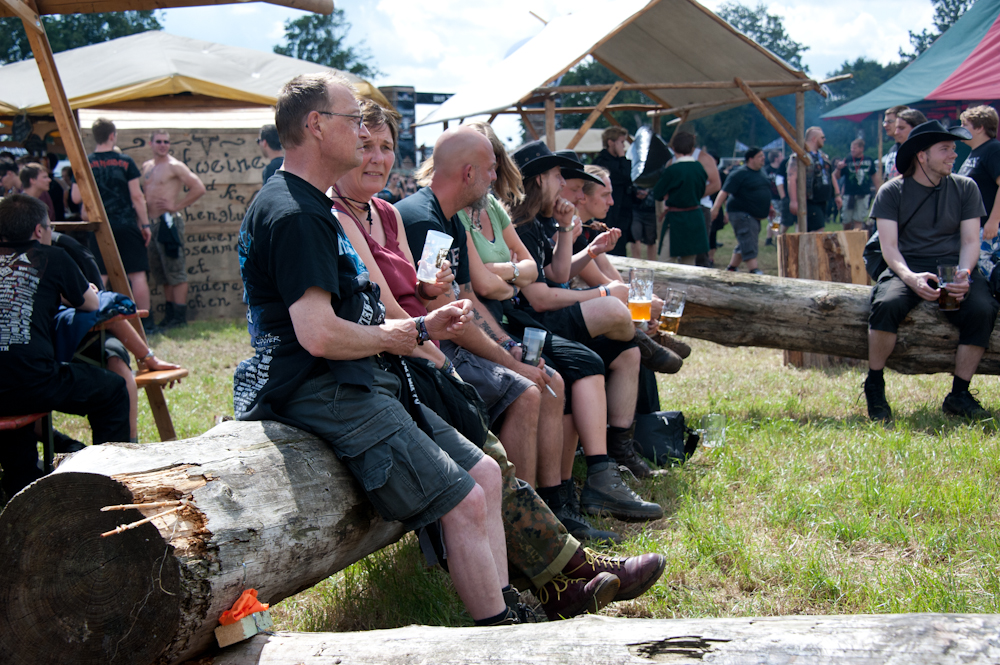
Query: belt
665,206,700,213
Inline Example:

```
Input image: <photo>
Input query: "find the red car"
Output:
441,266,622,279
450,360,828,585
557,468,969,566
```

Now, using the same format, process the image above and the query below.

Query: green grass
43,301,1000,630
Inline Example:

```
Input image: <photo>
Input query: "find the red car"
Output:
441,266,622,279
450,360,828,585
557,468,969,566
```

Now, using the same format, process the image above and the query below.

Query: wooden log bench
609,257,1000,375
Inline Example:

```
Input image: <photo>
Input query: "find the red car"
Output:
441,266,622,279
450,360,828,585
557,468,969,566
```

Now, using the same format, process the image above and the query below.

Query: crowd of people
3,71,999,627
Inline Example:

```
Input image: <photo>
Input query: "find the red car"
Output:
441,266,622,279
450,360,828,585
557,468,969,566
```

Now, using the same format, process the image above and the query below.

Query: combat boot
536,571,620,621
607,423,653,479
563,547,666,601
502,585,539,623
156,302,174,329
580,461,663,521
650,330,691,358
634,329,682,373
552,479,621,544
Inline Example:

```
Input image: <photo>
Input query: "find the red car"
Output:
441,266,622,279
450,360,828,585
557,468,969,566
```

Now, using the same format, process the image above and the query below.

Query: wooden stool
0,413,54,473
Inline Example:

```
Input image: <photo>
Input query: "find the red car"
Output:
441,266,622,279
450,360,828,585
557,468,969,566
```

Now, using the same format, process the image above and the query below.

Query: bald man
787,126,841,232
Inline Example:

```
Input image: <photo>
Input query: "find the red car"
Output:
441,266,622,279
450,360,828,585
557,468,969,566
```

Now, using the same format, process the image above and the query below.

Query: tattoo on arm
470,306,503,342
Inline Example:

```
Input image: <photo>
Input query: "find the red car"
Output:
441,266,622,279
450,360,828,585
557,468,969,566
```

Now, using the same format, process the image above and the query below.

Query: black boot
171,303,188,328
548,479,621,544
607,423,653,478
157,302,174,329
580,461,663,522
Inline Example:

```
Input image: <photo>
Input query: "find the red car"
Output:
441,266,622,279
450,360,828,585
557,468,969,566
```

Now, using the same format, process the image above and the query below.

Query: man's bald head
432,127,496,210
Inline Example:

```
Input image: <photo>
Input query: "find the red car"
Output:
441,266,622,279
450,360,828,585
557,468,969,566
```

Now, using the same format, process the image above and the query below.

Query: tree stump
0,419,406,665
778,230,868,369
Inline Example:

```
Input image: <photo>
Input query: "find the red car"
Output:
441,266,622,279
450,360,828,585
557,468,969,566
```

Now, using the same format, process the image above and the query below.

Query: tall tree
0,12,162,65
273,10,380,78
900,0,973,60
716,1,809,72
818,57,908,159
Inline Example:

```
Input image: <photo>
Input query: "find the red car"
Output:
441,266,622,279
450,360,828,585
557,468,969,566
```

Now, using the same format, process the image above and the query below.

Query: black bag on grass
633,410,699,467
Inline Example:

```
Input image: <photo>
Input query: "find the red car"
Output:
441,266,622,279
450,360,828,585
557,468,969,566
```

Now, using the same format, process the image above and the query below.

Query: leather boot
651,330,691,359
536,571,620,621
634,329,682,373
157,301,174,329
563,547,666,601
607,423,653,479
502,585,539,623
551,479,621,544
580,461,663,521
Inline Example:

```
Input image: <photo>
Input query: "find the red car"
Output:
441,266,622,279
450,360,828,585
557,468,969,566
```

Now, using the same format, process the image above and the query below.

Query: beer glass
658,289,686,335
936,264,960,311
628,268,653,322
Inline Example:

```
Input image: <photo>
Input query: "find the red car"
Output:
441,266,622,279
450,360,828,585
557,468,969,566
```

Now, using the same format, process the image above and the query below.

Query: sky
160,0,937,146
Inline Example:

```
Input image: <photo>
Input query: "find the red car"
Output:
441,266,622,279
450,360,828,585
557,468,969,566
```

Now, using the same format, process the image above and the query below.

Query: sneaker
555,479,622,544
564,547,667,601
502,585,539,623
580,461,663,522
863,378,892,422
943,390,990,419
536,572,620,620
725,266,737,272
634,329,682,374
749,269,764,275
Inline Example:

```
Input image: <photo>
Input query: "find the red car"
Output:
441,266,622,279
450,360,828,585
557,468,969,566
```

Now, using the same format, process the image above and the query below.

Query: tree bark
610,257,1000,375
0,419,406,665
184,613,1000,664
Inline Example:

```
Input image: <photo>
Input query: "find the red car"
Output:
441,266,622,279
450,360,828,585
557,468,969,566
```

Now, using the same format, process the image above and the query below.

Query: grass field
48,219,1000,630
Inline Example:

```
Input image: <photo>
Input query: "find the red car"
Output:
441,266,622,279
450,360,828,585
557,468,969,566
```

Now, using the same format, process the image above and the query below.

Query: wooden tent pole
601,110,623,128
877,112,884,186
519,106,539,140
760,98,795,139
17,0,177,441
544,97,556,149
796,91,807,233
565,81,622,150
734,77,810,165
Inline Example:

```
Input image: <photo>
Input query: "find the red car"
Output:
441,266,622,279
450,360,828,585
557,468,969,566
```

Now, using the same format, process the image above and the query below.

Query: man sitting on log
0,194,130,497
233,73,517,626
865,120,1000,421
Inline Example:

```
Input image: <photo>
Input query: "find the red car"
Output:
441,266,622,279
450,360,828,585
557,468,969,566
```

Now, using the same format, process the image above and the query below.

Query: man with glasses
258,124,284,184
786,127,842,232
876,105,910,187
141,130,206,328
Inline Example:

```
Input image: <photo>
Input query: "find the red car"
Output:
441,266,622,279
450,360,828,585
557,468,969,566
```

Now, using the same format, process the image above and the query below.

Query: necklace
331,186,372,232
465,207,484,232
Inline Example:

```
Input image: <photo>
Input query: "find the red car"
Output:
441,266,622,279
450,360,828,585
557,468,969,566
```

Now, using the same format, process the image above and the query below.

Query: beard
468,191,490,212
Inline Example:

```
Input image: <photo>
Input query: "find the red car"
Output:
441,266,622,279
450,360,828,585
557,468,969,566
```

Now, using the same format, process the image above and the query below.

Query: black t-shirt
871,175,985,260
233,171,386,423
397,187,471,289
52,232,103,285
723,165,773,219
262,157,283,184
957,138,1000,225
764,162,782,199
0,241,88,393
842,155,877,196
88,151,141,227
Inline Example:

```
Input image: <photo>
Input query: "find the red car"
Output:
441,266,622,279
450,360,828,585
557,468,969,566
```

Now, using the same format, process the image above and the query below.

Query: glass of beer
937,264,961,311
658,289,686,335
628,268,653,322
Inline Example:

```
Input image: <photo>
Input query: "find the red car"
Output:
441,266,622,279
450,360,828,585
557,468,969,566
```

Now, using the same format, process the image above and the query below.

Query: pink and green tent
822,0,1000,121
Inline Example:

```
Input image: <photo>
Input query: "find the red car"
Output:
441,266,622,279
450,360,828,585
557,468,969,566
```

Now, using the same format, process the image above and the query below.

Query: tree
818,58,908,159
716,2,809,72
900,0,973,60
273,10,380,78
0,12,162,65
551,58,654,138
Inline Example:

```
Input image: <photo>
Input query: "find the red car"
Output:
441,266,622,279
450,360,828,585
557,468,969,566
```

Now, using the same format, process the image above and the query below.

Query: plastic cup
521,327,546,367
937,264,960,311
701,413,726,448
628,268,654,322
658,289,686,335
416,230,453,283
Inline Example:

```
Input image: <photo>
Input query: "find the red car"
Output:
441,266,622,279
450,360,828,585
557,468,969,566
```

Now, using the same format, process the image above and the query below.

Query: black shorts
90,224,149,275
870,257,999,348
536,302,637,369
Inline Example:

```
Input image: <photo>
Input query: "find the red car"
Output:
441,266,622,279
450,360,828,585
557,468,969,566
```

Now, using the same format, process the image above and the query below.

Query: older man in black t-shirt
234,73,522,627
711,148,772,274
0,194,129,497
865,121,999,422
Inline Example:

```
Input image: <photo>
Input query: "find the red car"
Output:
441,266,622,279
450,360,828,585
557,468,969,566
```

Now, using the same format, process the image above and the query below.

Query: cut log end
0,472,181,665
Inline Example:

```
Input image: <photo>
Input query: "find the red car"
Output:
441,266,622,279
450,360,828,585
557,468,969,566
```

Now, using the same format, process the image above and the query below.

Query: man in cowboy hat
864,120,999,421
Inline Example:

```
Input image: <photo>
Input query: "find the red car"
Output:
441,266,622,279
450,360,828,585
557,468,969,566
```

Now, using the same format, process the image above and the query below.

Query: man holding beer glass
865,121,999,422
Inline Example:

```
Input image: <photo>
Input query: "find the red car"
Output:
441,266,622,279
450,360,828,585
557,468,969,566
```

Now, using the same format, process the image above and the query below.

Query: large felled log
0,419,406,665
610,257,1000,375
184,613,1000,664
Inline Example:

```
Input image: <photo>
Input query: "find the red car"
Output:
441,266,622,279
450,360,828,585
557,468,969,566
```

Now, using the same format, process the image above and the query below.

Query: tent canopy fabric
0,31,388,116
0,0,332,18
822,0,1000,120
416,0,811,127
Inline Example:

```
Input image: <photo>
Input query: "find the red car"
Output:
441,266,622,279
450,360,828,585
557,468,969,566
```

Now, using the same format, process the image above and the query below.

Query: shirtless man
142,130,207,328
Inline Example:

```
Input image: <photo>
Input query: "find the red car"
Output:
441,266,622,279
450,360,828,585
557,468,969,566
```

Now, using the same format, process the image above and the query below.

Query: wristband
501,338,519,353
440,359,454,375
557,225,574,233
415,316,430,345
598,285,608,297
587,246,598,260
141,224,151,229
510,285,519,298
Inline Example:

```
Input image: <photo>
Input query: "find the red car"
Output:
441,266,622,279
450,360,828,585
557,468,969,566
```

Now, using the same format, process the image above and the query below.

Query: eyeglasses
315,111,365,129
153,139,170,144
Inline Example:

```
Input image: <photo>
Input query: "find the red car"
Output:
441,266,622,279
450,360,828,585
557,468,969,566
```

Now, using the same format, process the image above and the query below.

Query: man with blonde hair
959,105,1000,239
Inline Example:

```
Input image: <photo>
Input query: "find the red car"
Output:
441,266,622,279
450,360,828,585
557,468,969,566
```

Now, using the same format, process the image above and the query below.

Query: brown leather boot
608,423,653,478
563,547,666,601
536,572,620,621
651,330,691,359
634,329,682,373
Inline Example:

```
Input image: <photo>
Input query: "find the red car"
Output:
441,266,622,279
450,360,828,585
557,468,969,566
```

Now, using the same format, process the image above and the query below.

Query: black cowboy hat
554,150,605,185
895,120,972,175
512,140,581,180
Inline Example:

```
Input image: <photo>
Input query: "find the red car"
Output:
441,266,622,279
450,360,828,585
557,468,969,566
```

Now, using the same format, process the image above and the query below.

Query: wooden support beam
652,115,661,134
565,80,622,151
532,79,817,96
516,103,659,114
486,112,498,124
796,92,807,233
443,120,449,130
734,77,810,167
519,106,539,141
544,97,555,150
669,112,689,142
647,97,741,118
760,98,795,140
601,110,622,128
1,0,42,31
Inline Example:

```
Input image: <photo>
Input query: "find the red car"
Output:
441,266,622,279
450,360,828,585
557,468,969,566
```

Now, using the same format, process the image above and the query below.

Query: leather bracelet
415,316,430,345
415,280,429,300
598,285,608,297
